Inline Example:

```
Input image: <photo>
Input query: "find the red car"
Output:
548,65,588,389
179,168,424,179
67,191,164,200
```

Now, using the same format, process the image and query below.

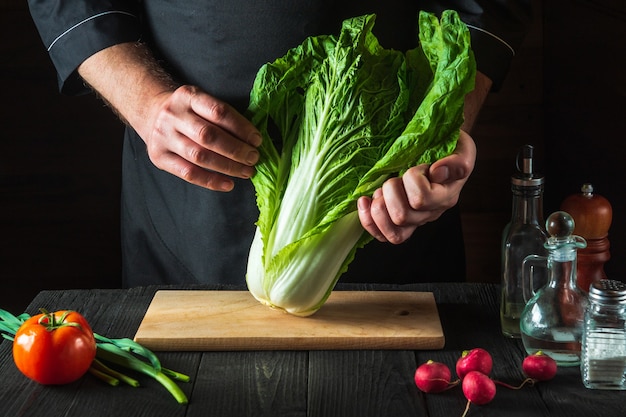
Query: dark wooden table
1,283,624,416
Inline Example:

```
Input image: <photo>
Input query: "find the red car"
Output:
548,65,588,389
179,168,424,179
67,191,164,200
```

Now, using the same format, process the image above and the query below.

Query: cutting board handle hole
397,310,410,316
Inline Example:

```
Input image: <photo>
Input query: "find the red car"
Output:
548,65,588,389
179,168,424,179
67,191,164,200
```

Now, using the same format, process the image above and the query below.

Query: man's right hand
143,85,262,191
78,42,261,191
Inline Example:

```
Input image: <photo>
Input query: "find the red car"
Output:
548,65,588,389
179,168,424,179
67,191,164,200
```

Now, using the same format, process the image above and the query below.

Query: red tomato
13,310,97,385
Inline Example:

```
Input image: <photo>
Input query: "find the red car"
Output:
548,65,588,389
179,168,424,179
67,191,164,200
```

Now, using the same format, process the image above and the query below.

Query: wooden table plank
188,351,309,417
307,350,426,417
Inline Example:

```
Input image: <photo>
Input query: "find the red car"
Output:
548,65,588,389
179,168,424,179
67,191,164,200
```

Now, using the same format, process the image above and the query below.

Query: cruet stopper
544,211,587,255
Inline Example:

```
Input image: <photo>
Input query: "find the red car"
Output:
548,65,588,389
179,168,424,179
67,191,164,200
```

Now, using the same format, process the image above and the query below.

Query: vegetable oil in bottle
500,145,548,338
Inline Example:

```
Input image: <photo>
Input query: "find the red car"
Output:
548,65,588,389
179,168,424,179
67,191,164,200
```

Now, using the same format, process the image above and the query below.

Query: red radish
414,360,455,393
462,371,496,405
522,351,557,381
456,348,493,379
460,371,496,417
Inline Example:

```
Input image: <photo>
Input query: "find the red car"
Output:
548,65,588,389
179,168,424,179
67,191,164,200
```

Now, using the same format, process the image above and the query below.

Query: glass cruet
519,211,589,366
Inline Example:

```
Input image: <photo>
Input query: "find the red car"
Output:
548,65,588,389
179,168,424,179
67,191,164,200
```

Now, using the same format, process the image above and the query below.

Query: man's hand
357,130,476,243
143,85,262,191
78,42,261,191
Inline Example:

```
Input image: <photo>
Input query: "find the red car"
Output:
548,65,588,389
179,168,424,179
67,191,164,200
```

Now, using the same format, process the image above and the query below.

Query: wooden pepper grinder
560,183,612,292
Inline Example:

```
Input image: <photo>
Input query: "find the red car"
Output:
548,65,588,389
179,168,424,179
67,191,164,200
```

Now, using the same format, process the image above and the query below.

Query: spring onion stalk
90,358,140,387
96,344,188,404
162,367,191,383
88,361,122,387
94,334,162,372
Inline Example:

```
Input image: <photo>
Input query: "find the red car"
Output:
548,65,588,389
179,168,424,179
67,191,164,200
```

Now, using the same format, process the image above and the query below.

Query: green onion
0,308,189,405
96,344,188,404
88,365,121,387
162,367,191,383
94,334,162,372
90,358,140,387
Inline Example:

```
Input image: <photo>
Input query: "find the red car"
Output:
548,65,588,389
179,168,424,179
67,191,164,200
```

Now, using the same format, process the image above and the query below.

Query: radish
456,348,493,379
414,348,556,417
460,371,496,417
522,351,557,381
462,371,496,405
414,360,456,393
495,351,558,390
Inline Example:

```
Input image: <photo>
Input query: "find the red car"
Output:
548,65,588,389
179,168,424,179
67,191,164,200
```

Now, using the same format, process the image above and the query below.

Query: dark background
2,1,625,314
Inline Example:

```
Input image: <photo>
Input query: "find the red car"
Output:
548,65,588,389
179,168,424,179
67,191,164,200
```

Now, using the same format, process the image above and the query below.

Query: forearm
462,71,492,133
77,42,178,138
77,41,261,191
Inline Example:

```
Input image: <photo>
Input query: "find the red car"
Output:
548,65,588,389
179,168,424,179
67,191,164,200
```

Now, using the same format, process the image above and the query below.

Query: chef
27,0,532,287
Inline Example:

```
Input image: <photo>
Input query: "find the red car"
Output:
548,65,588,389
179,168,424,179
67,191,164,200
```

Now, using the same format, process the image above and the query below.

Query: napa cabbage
245,10,475,316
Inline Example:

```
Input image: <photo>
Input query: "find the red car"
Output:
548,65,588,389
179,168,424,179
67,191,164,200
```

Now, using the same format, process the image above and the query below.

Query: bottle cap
589,279,626,304
512,144,544,187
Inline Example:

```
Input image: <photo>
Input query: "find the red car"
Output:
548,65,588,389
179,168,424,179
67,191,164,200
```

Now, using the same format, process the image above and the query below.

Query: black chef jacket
28,1,531,287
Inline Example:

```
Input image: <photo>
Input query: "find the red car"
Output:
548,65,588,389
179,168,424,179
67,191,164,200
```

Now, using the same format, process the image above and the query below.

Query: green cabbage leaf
245,10,475,316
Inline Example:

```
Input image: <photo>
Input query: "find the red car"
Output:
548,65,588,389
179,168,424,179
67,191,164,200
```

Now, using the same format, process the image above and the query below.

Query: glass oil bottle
500,145,548,338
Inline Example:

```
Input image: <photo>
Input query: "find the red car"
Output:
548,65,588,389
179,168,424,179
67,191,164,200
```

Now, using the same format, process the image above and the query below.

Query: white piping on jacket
46,12,515,58
465,24,516,56
47,10,136,52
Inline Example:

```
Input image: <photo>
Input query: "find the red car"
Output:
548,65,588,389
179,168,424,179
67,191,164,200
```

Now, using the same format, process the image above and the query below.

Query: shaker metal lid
589,279,626,303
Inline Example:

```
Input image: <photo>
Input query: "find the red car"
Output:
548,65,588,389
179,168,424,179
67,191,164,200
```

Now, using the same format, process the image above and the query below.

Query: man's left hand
357,129,476,243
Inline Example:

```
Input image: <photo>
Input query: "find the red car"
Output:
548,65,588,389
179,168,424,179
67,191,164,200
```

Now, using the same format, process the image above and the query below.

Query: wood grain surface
2,284,625,417
133,290,445,351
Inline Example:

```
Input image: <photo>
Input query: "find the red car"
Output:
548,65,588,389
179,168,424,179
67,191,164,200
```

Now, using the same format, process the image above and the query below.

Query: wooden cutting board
133,290,444,351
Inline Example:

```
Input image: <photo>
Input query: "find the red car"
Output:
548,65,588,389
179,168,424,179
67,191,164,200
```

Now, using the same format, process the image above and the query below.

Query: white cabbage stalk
246,212,363,316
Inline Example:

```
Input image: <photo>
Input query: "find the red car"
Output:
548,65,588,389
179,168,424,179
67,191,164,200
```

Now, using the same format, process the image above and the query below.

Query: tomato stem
37,309,84,332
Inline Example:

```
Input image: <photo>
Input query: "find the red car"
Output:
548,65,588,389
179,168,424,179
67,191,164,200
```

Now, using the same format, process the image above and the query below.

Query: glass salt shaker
581,279,626,390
